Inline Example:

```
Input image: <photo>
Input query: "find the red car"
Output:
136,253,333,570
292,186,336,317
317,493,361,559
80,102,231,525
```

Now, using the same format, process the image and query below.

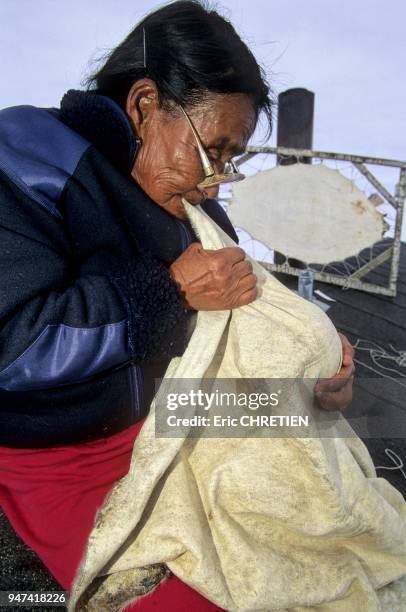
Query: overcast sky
1,0,405,237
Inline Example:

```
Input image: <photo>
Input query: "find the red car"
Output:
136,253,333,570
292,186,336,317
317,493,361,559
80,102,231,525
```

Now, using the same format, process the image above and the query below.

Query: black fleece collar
58,89,240,252
57,91,237,250
59,89,138,174
58,88,201,263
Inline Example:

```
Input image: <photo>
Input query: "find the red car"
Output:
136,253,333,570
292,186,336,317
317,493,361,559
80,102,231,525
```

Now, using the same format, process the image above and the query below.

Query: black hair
86,0,273,137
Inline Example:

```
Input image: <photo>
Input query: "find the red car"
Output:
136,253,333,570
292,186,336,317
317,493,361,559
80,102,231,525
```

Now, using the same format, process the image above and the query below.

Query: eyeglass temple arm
229,159,240,173
178,106,215,178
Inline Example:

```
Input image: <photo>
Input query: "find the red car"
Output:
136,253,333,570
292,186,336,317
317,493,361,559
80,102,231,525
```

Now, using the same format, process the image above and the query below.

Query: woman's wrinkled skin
126,79,254,219
126,78,259,311
125,79,355,412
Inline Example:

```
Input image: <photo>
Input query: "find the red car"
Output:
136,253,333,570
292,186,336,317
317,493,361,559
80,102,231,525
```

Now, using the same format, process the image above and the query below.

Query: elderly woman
0,1,354,609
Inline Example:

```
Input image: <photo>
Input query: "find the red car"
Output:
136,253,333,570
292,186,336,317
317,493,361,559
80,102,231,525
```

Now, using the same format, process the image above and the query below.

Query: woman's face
126,80,256,219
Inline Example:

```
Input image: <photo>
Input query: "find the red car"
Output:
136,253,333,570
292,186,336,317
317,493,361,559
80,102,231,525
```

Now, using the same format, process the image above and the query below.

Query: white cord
375,449,406,482
352,338,406,388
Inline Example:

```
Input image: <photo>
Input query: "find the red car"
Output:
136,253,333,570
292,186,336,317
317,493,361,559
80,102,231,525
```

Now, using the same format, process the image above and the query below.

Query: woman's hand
314,333,355,412
169,242,257,311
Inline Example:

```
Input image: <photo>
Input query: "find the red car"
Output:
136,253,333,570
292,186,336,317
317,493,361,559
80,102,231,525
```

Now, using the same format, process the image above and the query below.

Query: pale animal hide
69,200,406,612
229,164,388,265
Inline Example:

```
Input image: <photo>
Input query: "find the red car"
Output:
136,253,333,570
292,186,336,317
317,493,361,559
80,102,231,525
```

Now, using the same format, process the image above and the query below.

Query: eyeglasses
178,105,245,191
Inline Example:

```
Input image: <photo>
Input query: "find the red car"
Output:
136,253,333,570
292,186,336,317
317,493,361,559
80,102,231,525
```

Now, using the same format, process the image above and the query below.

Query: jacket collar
58,89,199,263
59,89,138,174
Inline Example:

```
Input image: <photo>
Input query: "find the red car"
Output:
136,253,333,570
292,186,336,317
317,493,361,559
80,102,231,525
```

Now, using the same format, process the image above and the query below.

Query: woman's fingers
237,287,258,307
338,332,355,366
231,259,254,279
169,244,257,311
202,246,247,266
316,362,355,393
315,333,356,411
315,375,354,412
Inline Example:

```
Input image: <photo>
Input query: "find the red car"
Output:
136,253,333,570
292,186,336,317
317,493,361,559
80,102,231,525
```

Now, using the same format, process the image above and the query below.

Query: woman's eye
208,148,222,160
209,155,224,171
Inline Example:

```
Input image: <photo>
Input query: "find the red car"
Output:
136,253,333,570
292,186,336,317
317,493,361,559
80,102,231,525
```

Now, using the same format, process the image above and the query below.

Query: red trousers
0,421,223,611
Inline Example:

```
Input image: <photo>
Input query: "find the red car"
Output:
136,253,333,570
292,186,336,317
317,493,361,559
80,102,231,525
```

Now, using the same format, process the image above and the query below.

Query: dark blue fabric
0,105,89,218
201,198,239,243
59,90,138,174
175,219,194,250
0,90,239,446
127,364,144,422
92,95,138,165
0,319,130,392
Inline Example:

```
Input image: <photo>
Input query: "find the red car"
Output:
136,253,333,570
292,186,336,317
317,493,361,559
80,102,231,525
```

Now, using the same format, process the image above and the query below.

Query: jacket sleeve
0,185,188,393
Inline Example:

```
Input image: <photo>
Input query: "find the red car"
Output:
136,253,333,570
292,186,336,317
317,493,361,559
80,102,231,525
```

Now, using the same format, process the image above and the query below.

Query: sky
1,0,405,237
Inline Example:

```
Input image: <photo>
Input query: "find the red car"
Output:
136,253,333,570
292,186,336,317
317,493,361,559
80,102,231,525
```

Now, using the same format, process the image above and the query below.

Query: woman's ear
125,78,160,138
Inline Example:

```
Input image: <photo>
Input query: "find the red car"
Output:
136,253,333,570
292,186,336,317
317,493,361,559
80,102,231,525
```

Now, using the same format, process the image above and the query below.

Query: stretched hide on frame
69,201,406,612
228,164,389,265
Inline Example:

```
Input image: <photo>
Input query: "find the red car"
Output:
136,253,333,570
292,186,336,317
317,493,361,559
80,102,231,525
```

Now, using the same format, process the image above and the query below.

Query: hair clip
143,27,146,69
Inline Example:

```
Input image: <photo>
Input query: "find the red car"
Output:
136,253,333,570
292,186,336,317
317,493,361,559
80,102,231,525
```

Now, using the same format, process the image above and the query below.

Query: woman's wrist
169,262,194,311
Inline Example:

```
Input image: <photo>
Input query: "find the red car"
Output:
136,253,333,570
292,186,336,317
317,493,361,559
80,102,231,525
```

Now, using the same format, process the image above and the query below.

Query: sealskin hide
69,200,406,612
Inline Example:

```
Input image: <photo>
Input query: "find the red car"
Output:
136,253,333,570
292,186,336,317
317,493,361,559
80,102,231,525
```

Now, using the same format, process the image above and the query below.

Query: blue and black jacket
0,89,238,447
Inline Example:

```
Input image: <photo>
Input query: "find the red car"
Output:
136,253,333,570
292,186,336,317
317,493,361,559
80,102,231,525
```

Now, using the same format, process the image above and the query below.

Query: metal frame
236,146,406,297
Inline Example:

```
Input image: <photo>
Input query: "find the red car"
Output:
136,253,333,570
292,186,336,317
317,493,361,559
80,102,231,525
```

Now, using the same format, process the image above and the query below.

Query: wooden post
277,88,314,165
275,88,315,266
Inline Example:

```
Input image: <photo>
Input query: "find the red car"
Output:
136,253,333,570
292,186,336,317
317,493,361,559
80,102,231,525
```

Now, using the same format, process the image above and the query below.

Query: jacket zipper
128,363,142,420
